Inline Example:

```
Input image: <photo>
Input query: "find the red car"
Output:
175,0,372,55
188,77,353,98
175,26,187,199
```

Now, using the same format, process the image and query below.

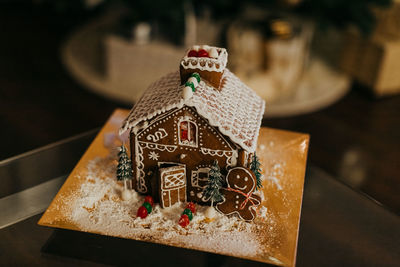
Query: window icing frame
191,167,211,188
177,116,198,148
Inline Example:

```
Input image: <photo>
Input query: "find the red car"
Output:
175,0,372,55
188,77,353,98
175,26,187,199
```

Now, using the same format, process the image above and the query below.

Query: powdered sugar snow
264,163,284,190
67,154,265,258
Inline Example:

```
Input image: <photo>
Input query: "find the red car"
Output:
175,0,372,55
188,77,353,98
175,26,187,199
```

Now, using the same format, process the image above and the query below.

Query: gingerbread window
179,120,197,147
191,167,210,188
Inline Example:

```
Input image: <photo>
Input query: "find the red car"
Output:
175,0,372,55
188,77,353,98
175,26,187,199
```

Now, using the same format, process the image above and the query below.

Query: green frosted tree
250,153,262,191
203,160,224,206
117,144,133,190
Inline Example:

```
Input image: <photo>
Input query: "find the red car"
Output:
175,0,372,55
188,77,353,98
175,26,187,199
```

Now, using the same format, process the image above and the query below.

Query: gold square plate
39,109,309,267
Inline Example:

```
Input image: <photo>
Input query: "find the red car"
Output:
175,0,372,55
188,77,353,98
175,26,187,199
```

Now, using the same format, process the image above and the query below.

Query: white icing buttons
183,86,193,101
188,77,198,87
209,47,218,58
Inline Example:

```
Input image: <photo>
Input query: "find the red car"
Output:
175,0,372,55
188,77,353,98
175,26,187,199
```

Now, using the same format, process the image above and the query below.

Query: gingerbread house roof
120,69,265,152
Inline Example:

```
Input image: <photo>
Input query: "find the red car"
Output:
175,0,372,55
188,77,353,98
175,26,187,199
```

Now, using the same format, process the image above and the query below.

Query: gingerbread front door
158,164,186,208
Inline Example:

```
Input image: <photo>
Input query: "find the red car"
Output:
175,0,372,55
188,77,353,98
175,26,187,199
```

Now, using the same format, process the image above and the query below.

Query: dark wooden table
1,2,400,266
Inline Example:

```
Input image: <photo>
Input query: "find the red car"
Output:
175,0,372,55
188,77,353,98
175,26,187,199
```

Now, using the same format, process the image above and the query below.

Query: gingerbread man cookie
216,167,261,221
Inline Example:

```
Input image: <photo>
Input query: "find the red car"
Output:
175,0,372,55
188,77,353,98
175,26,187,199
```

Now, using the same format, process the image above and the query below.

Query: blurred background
0,0,399,216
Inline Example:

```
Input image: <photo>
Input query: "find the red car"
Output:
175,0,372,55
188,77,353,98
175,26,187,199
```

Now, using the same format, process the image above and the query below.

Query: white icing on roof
120,69,265,152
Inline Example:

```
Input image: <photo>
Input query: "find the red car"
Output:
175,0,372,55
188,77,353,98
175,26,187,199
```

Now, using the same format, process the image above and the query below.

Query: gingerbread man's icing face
226,168,255,194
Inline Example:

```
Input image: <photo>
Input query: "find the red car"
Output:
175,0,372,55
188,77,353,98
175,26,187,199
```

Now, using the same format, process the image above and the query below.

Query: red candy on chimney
188,50,198,57
197,49,209,58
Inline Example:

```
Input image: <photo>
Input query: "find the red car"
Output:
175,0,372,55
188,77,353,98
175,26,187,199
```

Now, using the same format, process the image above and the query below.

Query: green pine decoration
117,144,133,190
250,153,263,191
202,160,224,206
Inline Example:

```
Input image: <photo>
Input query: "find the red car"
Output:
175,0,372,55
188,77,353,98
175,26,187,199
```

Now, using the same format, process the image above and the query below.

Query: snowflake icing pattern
148,151,160,161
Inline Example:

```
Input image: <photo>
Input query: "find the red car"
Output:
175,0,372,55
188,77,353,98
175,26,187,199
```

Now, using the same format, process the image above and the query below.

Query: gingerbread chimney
180,45,228,90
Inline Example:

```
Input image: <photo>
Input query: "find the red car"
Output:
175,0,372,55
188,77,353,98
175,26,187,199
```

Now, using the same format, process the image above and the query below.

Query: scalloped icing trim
180,48,228,73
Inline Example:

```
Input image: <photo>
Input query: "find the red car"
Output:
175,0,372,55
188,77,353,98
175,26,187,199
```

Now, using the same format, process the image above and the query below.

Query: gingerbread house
120,45,265,208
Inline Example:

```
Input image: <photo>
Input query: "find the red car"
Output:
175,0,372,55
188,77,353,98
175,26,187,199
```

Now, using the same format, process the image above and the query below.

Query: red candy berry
144,195,154,207
137,206,148,219
186,202,196,214
188,50,198,57
179,214,190,228
197,49,209,57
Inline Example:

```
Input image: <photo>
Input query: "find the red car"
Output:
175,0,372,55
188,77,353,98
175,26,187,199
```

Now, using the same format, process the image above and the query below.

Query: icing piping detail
146,128,168,142
138,141,178,152
148,151,160,161
136,137,147,193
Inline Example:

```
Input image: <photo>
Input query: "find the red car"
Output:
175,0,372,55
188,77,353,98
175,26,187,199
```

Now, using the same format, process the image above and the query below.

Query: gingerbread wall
130,106,240,204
